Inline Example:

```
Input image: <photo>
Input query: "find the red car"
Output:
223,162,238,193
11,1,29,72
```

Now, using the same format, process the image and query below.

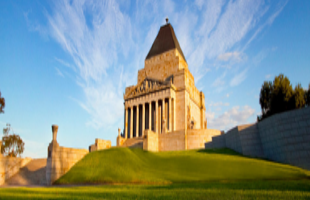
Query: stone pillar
136,105,139,137
162,98,165,132
169,98,172,131
173,98,176,131
149,102,152,131
125,108,128,139
52,125,58,141
142,104,145,136
130,106,133,138
155,100,158,133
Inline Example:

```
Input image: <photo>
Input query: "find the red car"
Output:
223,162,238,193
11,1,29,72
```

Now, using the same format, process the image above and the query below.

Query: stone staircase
3,159,47,186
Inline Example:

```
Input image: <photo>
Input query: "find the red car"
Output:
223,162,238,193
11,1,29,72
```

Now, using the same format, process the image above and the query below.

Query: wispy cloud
265,74,272,80
31,0,287,132
217,52,244,62
230,68,248,87
206,105,256,131
55,67,64,77
45,1,135,129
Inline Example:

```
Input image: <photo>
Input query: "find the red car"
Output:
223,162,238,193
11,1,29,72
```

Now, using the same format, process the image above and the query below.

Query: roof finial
166,17,169,24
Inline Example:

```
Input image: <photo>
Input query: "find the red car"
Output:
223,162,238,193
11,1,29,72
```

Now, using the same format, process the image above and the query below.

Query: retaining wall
0,157,32,185
205,107,310,170
46,142,88,185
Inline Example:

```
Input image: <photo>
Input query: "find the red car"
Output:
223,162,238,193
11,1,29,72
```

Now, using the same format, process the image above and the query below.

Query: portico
124,80,176,139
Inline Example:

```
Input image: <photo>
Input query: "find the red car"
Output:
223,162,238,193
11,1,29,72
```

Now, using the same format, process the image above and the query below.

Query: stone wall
158,130,185,151
89,139,111,152
143,130,158,152
0,157,32,185
187,129,222,150
205,107,310,170
46,125,89,185
46,143,88,185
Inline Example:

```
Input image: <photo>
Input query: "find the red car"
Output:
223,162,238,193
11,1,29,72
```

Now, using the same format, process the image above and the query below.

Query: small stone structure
116,22,221,151
46,125,88,185
89,139,111,152
205,107,310,170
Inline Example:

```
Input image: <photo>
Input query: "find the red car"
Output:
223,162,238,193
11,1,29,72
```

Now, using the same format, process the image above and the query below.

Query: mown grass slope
55,148,309,185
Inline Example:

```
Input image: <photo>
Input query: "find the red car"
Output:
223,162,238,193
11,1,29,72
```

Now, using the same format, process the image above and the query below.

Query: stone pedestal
52,125,58,141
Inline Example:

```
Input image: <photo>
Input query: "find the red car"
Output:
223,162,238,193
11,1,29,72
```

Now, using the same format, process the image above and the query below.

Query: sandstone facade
117,22,221,151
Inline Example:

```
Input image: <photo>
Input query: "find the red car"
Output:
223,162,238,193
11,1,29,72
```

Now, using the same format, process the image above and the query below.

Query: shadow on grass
197,148,242,156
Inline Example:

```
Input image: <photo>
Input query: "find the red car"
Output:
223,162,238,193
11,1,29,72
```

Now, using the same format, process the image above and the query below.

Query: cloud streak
35,0,287,132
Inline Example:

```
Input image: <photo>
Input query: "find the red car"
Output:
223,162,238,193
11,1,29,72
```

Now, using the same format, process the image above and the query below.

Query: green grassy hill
55,148,309,185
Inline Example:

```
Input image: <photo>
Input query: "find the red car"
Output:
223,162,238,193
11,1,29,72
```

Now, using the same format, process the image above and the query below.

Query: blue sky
0,0,309,158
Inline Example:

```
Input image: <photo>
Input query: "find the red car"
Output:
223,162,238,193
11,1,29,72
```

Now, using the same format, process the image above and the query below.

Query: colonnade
124,97,174,139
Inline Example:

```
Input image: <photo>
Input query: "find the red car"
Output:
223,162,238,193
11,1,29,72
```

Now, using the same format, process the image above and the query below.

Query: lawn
55,147,309,184
1,180,310,199
1,148,309,199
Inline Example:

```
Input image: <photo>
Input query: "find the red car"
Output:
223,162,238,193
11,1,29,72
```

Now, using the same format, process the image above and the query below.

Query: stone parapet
205,107,310,170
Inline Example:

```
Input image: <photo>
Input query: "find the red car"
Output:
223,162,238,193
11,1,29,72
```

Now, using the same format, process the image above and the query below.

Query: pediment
124,77,172,100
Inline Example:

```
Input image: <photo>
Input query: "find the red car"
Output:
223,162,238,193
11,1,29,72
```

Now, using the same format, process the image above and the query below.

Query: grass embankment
1,180,310,199
55,148,309,185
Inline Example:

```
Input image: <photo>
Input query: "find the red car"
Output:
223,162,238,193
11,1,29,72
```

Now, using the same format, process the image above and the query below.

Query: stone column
149,102,152,131
155,100,158,133
142,103,145,136
52,125,58,142
173,98,176,131
125,107,128,139
169,98,172,131
162,98,165,133
130,106,133,138
136,105,139,137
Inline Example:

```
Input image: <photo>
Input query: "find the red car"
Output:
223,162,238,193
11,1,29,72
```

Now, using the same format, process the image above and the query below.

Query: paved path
4,158,47,186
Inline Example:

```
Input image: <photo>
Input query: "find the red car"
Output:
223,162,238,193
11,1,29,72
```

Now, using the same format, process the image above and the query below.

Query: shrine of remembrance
116,21,222,151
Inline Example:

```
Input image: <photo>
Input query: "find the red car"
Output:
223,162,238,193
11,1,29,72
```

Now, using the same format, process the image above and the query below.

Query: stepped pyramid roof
146,23,186,62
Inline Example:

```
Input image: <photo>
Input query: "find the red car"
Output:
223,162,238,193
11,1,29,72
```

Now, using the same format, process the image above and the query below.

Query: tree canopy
258,74,310,121
0,91,4,113
1,124,25,157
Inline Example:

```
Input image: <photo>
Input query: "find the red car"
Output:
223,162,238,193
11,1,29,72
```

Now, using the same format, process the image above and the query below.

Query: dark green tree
293,83,305,108
1,124,25,157
259,81,272,117
270,74,293,114
305,84,310,106
0,91,4,113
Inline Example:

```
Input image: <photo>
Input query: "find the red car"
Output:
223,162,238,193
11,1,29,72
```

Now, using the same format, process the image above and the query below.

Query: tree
258,74,309,121
270,74,293,114
293,83,305,108
0,91,4,113
259,81,272,117
305,84,310,107
1,124,25,157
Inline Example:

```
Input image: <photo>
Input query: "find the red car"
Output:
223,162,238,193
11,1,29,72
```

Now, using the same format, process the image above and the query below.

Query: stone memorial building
117,21,221,151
